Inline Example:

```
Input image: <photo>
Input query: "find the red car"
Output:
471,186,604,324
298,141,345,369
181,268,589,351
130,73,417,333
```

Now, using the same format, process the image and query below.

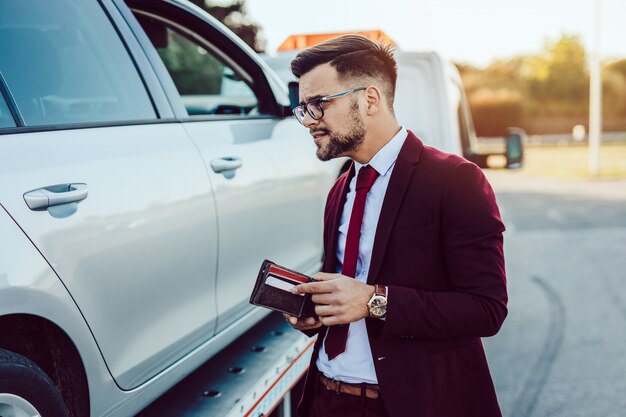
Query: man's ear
365,86,383,115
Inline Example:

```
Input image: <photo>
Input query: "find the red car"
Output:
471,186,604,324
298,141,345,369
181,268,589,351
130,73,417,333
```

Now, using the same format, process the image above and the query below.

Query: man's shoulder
403,131,471,174
419,143,469,171
404,136,488,193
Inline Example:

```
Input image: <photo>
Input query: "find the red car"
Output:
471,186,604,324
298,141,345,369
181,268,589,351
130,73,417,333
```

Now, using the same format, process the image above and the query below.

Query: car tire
0,348,70,417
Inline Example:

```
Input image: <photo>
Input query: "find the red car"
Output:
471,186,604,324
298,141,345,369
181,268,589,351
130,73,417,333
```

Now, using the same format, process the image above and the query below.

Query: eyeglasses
293,87,366,125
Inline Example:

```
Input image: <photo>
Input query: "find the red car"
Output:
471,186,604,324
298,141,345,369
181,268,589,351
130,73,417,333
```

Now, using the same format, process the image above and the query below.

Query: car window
0,0,156,128
0,92,15,129
135,14,258,117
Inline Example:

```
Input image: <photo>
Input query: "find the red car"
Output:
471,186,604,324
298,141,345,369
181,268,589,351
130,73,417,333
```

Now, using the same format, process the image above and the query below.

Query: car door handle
210,157,243,173
23,183,88,210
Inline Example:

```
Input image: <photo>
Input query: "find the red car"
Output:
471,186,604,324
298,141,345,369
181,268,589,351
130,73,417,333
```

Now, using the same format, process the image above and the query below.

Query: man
285,35,507,417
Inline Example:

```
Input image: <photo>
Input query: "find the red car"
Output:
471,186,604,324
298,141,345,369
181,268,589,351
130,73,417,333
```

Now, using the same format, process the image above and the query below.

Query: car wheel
0,348,69,417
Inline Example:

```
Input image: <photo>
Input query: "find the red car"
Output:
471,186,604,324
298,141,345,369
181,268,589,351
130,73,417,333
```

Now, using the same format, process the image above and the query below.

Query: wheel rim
0,393,42,417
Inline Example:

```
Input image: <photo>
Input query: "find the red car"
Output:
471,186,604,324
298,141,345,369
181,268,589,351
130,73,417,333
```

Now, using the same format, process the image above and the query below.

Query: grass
484,142,626,179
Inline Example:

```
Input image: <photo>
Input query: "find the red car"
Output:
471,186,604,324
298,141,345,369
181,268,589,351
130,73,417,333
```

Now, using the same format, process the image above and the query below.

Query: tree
527,34,588,107
606,58,626,80
457,59,526,136
188,0,265,52
604,58,626,117
459,34,626,133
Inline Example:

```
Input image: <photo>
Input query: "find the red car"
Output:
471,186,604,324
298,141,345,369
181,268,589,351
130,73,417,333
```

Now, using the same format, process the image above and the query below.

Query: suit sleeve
381,162,507,340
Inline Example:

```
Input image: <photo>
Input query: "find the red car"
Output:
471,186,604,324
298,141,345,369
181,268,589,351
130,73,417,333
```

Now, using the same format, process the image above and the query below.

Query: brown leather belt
318,373,380,399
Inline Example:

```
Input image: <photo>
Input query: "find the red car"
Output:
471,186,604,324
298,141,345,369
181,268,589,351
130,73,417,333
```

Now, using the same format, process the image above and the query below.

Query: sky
244,0,626,67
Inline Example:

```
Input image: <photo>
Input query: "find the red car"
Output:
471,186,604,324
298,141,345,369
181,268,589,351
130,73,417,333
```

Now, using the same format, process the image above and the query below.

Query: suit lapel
322,162,355,273
368,131,423,283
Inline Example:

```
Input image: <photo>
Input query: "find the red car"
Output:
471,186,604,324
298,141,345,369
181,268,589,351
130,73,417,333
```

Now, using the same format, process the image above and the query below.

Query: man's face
298,63,366,161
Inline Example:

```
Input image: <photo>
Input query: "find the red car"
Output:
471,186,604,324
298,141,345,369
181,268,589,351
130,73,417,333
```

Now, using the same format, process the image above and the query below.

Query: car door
127,0,332,333
0,0,218,389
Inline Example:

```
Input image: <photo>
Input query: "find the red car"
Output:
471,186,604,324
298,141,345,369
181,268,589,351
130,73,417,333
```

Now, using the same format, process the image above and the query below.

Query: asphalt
482,171,626,417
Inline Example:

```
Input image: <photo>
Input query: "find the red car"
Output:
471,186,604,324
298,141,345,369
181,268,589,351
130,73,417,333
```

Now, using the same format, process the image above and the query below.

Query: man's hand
291,272,374,326
283,314,323,331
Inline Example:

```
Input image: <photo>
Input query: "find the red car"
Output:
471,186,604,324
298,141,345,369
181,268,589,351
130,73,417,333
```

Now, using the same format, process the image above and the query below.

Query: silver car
0,0,340,415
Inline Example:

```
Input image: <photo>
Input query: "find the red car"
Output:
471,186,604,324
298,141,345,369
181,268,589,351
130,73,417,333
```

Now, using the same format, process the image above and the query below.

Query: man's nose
303,112,320,128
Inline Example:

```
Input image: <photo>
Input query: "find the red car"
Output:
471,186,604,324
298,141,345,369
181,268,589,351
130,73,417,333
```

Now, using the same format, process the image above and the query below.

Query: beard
313,100,366,161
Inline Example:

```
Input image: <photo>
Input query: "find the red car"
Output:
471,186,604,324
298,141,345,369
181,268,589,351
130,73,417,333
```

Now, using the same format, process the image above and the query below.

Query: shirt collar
354,126,408,177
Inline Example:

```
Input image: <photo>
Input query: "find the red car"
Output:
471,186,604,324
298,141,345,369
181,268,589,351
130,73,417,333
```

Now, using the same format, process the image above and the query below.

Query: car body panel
0,205,121,415
0,124,219,389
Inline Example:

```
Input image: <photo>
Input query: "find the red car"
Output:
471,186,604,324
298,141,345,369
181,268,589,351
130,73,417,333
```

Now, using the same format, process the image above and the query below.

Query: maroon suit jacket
298,131,507,417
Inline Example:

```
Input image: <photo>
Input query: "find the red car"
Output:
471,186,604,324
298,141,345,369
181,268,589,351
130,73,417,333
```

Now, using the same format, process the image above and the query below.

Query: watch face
369,296,387,318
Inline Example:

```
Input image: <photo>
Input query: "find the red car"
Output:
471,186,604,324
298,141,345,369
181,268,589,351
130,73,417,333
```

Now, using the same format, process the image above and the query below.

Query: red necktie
324,165,379,360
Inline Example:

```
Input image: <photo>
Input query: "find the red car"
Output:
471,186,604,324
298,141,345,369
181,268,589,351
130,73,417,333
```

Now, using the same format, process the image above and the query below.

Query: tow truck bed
138,312,315,417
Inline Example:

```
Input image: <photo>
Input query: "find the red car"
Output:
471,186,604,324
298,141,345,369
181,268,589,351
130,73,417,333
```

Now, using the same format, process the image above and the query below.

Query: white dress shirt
316,126,408,384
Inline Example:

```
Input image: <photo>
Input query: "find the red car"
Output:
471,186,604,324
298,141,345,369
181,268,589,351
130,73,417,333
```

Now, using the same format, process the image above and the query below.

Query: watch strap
374,284,387,298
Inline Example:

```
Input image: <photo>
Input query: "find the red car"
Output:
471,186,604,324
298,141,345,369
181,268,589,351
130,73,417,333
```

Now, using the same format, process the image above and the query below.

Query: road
483,171,626,417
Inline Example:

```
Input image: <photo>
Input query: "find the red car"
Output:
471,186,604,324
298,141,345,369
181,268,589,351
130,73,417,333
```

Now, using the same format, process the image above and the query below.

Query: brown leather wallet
318,374,380,399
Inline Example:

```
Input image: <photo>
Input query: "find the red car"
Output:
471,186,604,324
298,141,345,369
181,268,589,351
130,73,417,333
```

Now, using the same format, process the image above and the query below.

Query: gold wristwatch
367,284,387,319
